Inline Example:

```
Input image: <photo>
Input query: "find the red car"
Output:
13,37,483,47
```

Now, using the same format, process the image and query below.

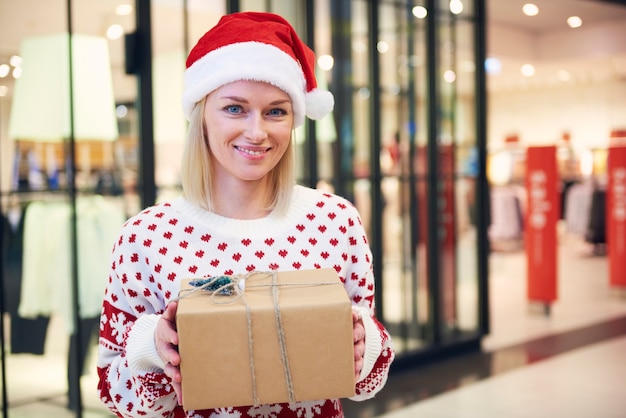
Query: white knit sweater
97,185,394,417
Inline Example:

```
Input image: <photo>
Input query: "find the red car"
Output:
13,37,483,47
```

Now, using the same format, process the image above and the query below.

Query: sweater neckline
169,185,317,239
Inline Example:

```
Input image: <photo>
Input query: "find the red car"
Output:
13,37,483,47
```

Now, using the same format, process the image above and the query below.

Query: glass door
319,0,487,358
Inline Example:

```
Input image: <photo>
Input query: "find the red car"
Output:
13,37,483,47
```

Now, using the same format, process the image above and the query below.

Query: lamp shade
9,33,118,142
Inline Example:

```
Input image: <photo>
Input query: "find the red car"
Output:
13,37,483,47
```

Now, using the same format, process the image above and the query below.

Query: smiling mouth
235,146,268,156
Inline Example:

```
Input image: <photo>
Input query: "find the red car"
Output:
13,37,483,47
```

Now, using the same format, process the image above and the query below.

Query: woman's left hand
352,310,365,381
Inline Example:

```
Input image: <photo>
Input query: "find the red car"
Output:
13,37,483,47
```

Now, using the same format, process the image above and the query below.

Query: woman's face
203,80,293,187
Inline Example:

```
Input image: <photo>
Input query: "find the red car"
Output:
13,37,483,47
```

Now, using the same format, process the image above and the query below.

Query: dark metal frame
367,0,385,317
475,0,491,337
65,3,84,415
135,0,156,209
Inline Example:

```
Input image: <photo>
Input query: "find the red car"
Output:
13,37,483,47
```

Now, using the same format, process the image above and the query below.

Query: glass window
1,0,132,414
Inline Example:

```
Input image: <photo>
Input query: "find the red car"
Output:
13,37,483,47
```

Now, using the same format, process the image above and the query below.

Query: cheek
276,127,293,150
275,138,292,160
205,124,232,152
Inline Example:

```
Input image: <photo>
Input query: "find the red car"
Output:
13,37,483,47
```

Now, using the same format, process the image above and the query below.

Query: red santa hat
182,12,334,127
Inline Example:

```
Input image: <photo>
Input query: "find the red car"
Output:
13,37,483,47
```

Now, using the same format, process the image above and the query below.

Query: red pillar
607,146,626,288
526,146,559,304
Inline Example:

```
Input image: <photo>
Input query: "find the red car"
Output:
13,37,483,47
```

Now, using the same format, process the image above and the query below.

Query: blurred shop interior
1,0,626,417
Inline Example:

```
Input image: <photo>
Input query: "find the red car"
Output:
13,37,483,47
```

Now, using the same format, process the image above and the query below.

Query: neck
211,179,273,219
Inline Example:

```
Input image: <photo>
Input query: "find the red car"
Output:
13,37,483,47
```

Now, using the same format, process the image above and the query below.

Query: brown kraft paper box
176,268,356,411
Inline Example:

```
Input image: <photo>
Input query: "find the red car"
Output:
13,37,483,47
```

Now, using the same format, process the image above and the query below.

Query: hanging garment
2,207,51,354
564,181,593,236
489,185,524,241
18,195,126,334
585,188,606,245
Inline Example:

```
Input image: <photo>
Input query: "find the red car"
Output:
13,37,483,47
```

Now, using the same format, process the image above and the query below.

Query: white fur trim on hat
305,88,335,121
183,41,307,126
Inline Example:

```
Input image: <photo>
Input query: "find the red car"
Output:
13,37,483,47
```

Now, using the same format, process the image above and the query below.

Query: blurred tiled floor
344,231,626,418
377,335,626,418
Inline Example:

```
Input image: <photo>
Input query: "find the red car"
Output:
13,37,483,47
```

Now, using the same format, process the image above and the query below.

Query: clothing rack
0,185,120,203
1,187,126,414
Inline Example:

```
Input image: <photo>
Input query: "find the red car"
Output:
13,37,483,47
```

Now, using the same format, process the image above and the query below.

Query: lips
234,145,269,156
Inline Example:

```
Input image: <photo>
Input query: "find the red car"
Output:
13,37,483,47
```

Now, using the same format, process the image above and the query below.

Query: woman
97,11,394,417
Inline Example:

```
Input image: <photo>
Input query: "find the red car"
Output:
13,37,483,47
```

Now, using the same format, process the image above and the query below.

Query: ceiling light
412,6,427,19
567,16,583,28
450,0,463,15
106,24,124,40
443,70,456,83
522,3,539,17
0,64,9,78
317,54,334,71
520,64,535,77
10,55,22,67
485,57,502,74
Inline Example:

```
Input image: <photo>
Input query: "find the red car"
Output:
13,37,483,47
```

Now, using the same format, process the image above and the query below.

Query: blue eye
225,105,242,114
268,108,287,116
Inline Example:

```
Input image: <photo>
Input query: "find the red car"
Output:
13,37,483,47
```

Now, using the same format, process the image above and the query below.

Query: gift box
176,268,355,410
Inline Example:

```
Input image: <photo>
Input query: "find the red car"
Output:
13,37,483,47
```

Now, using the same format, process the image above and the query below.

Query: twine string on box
176,271,342,406
270,271,295,405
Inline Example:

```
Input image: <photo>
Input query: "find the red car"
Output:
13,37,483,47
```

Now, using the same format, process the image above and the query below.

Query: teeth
236,146,265,156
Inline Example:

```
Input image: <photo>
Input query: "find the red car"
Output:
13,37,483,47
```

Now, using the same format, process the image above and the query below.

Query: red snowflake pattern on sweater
97,185,394,417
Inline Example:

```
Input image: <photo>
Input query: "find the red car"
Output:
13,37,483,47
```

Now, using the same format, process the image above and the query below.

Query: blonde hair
180,97,295,216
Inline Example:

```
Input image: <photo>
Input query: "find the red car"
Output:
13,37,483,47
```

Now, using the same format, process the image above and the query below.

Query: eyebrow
220,95,291,106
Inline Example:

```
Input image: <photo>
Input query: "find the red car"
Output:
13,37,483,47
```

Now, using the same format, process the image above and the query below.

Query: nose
244,113,268,143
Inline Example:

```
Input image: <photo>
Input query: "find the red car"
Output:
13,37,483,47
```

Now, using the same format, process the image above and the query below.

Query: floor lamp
9,33,118,185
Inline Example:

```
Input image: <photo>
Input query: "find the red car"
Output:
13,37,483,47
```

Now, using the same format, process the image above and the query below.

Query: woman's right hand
155,301,183,404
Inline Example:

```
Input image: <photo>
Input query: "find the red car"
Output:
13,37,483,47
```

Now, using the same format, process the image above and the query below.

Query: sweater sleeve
340,204,395,402
96,219,181,417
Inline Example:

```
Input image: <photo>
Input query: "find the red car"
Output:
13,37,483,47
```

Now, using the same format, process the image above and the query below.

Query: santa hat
182,12,334,127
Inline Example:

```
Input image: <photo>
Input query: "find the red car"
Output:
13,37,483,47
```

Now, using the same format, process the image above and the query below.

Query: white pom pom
305,89,335,120
238,279,246,293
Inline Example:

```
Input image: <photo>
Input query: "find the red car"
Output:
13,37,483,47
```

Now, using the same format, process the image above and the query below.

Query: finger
354,340,365,359
157,329,179,352
162,301,178,325
156,304,181,365
166,349,181,367
160,303,179,346
158,322,180,363
165,361,182,383
165,362,184,405
353,323,365,342
354,357,364,379
172,380,183,405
